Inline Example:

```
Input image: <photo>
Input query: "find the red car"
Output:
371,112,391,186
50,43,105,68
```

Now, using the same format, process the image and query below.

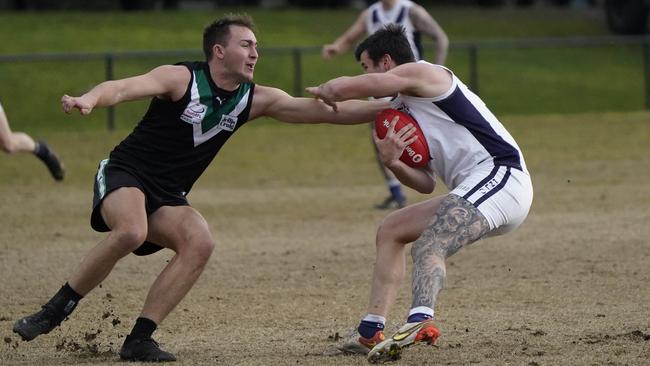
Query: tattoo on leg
411,194,490,309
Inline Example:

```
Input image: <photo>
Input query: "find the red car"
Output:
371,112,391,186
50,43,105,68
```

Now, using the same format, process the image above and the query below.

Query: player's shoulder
358,6,372,20
393,61,441,77
407,2,429,18
150,63,192,79
145,64,193,100
392,62,452,97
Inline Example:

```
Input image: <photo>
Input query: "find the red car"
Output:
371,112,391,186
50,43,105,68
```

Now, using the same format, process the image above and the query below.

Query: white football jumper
365,0,423,60
391,62,533,235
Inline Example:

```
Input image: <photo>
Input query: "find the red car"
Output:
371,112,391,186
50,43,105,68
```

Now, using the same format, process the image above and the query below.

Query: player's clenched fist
61,94,94,115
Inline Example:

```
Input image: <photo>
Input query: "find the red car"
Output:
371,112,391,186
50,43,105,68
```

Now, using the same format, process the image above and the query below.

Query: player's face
359,51,385,74
223,25,258,82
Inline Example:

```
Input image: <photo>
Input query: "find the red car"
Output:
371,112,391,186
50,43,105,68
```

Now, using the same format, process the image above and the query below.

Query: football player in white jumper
322,0,449,210
308,25,533,363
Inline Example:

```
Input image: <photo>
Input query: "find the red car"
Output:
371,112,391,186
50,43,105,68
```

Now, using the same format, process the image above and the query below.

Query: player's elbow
439,36,449,50
438,33,449,49
414,179,435,194
432,33,448,49
417,185,434,195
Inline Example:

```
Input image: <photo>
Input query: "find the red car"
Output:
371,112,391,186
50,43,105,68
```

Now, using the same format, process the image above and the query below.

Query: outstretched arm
61,65,190,115
410,5,449,65
321,10,368,60
250,85,389,125
306,62,451,108
306,72,410,107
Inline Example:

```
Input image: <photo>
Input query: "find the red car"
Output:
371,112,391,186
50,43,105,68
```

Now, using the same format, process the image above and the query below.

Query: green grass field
1,7,649,366
0,6,646,133
1,110,649,365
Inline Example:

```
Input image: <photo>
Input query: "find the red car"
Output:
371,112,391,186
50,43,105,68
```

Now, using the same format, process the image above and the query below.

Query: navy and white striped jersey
391,62,528,189
365,0,423,60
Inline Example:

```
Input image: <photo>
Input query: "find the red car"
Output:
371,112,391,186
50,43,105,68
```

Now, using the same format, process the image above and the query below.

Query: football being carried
374,109,430,168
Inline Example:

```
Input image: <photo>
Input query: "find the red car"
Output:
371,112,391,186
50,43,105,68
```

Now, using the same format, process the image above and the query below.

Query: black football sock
129,317,157,340
45,282,83,320
33,141,44,157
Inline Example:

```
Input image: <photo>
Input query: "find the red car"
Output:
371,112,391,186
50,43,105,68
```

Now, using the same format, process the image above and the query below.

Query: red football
374,109,430,168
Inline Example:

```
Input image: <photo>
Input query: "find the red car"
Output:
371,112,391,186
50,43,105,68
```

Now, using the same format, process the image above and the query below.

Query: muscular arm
250,85,389,125
306,63,452,104
61,65,190,115
410,5,449,65
386,158,435,194
321,10,368,60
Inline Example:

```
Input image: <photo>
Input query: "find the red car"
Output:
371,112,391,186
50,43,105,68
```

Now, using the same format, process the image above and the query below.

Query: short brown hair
203,14,256,61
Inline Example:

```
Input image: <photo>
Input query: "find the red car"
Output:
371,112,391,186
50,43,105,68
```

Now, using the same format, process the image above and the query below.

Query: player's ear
381,54,393,71
213,44,226,60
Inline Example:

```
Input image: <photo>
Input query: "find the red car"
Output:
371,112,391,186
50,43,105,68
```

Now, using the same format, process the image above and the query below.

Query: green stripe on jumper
200,81,251,133
194,70,216,134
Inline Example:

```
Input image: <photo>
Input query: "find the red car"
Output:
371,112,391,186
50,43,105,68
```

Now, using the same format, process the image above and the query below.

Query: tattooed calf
411,194,490,309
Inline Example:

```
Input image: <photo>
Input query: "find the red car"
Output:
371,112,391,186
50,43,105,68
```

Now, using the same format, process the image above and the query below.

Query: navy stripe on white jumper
434,86,519,206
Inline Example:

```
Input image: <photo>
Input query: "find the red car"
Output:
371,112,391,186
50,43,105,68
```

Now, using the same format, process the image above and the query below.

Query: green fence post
643,37,650,109
292,48,303,97
105,54,115,131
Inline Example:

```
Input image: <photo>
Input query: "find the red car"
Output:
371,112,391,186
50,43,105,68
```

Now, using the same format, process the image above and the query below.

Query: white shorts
449,163,533,237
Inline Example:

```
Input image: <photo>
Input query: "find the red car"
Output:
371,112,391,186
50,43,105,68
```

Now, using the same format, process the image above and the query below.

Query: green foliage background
0,10,648,366
0,6,647,190
0,6,645,133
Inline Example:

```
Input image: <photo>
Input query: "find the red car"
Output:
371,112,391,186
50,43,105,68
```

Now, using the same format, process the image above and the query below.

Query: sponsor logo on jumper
478,178,499,195
190,104,205,114
181,102,208,124
217,114,238,131
215,96,225,105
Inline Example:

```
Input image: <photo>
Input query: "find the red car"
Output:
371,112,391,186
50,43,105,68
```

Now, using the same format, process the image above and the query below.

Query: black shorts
91,159,189,256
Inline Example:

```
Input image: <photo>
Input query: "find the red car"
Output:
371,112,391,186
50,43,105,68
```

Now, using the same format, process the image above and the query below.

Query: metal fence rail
2,35,648,130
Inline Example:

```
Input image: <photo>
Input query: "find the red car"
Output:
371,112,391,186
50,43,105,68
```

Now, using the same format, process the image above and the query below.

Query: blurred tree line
0,0,594,10
12,1,647,35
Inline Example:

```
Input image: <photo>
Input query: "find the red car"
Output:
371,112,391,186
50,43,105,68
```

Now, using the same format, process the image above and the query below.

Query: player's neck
208,63,241,92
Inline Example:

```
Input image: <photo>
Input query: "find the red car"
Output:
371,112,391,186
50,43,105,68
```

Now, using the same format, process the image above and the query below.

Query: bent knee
376,215,405,245
109,227,148,252
194,238,216,259
179,237,215,264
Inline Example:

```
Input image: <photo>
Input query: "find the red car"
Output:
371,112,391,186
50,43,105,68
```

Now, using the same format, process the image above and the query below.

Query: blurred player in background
0,101,64,181
13,14,388,363
308,25,532,363
322,0,449,209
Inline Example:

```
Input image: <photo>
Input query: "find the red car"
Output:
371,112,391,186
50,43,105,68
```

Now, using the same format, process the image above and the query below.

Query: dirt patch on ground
1,115,649,365
1,180,648,365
